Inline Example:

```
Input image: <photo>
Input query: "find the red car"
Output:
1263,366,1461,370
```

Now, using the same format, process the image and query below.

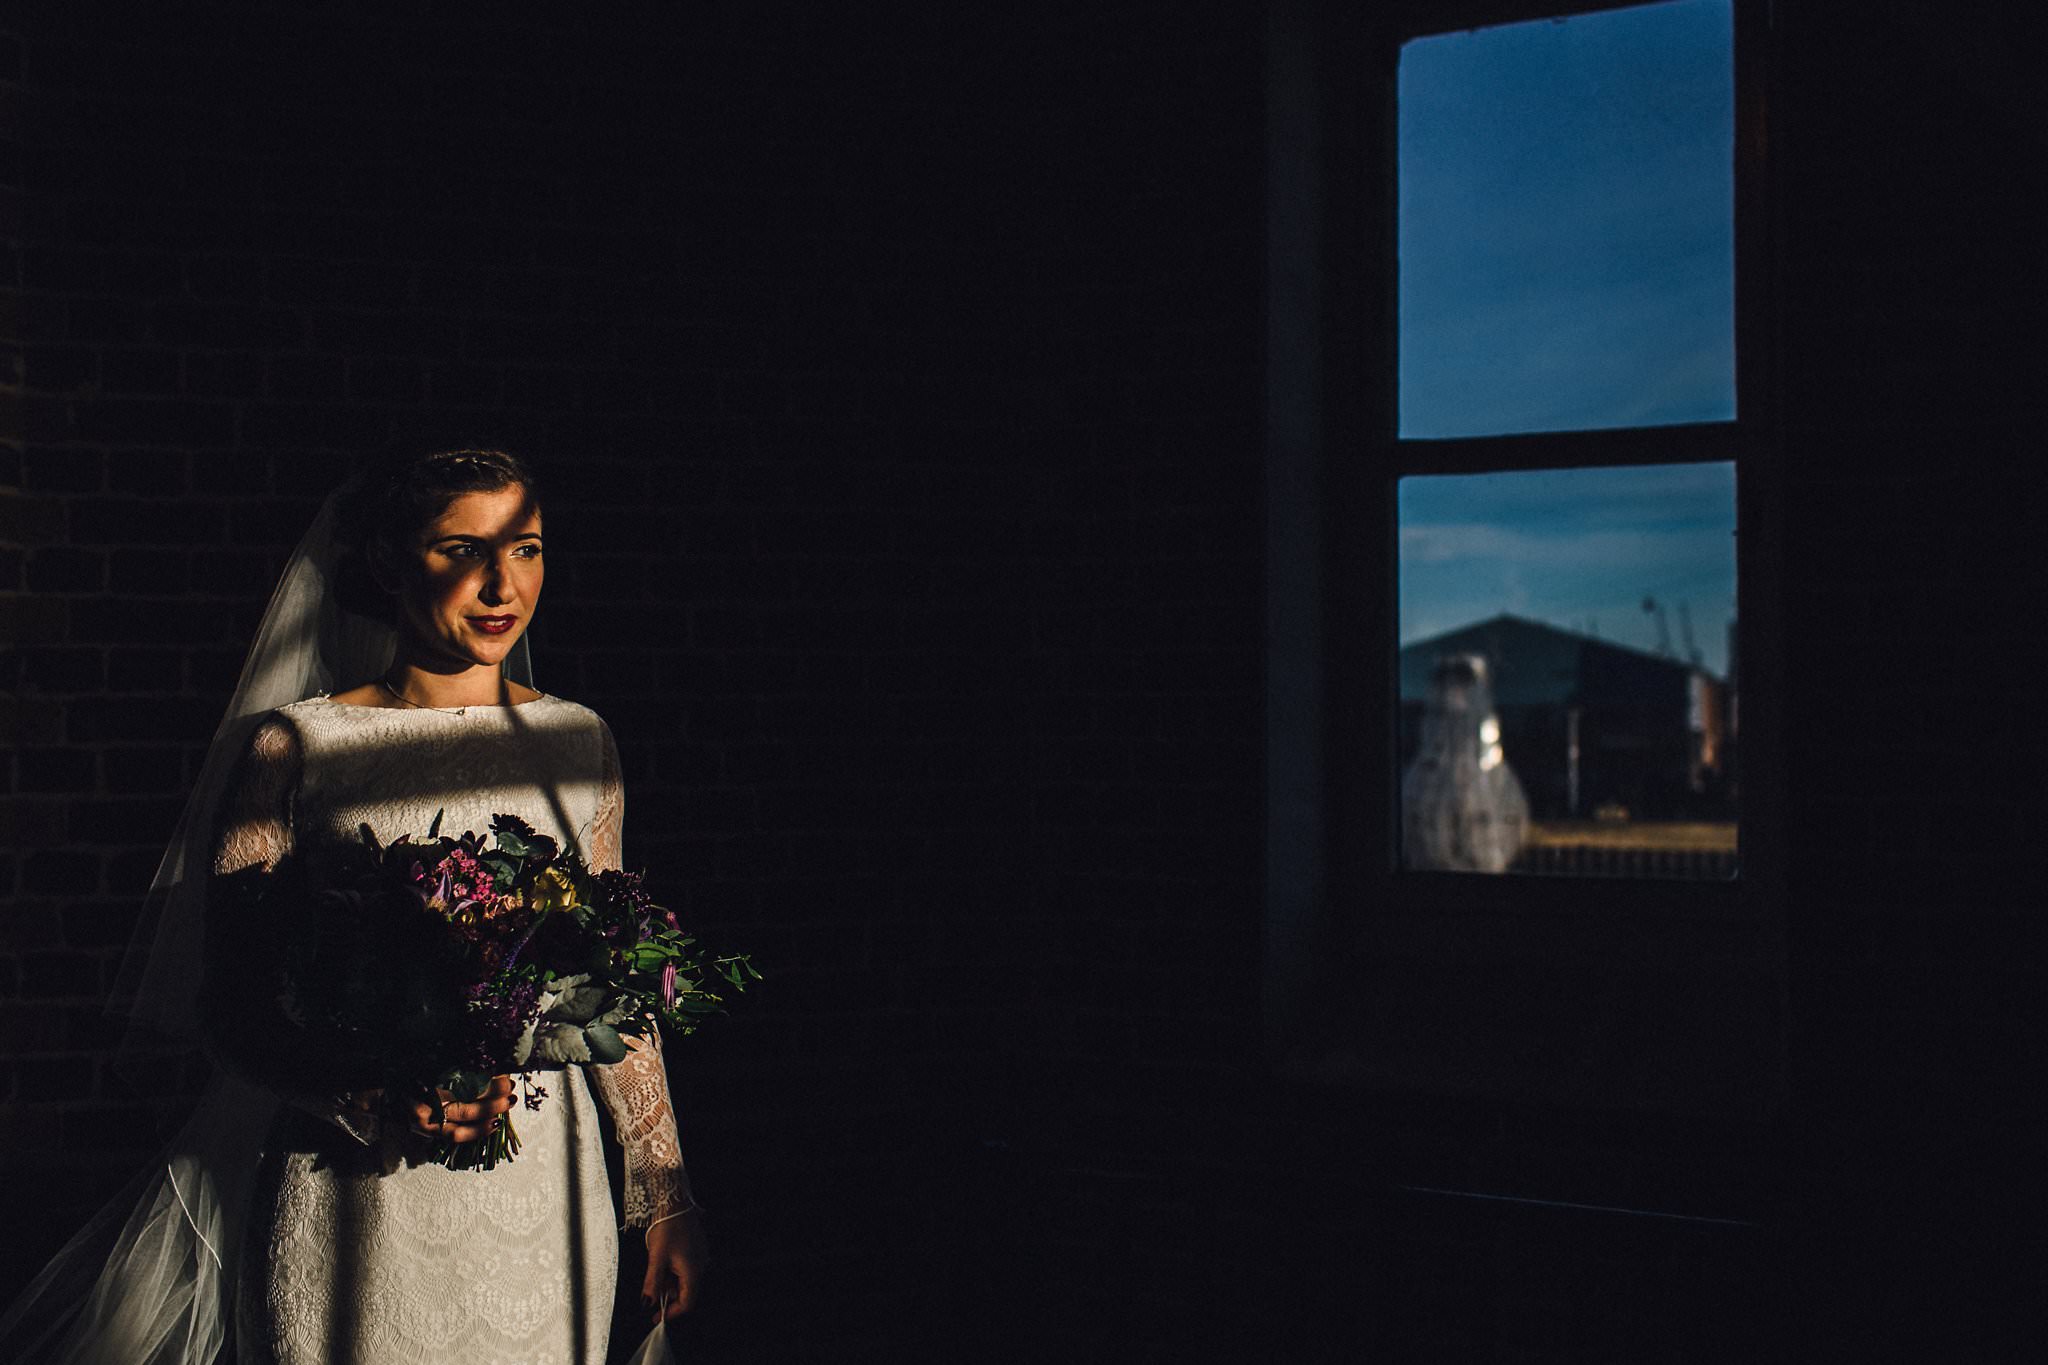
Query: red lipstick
468,615,517,635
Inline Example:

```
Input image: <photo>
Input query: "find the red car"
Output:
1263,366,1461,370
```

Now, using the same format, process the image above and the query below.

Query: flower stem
435,1113,522,1171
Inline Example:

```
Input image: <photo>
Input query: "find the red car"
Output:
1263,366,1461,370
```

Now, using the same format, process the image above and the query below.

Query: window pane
1398,0,1734,439
1397,462,1737,878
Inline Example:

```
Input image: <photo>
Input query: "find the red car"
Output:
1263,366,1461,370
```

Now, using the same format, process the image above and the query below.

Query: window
1398,0,1736,440
1393,0,1749,882
1263,0,1781,1097
1398,463,1738,878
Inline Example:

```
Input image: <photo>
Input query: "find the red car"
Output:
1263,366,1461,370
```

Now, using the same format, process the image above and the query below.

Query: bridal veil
0,474,536,1363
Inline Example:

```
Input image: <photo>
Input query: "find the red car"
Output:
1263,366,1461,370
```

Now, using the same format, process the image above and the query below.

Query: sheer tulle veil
0,473,536,1363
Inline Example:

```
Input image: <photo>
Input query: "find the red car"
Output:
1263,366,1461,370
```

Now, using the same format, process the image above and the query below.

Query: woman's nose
477,555,516,605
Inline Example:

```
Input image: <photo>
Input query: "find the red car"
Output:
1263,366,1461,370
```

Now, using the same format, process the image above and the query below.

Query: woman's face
386,484,544,671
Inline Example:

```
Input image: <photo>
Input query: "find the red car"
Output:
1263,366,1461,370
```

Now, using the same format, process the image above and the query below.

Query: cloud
1398,461,1738,537
1399,521,1730,572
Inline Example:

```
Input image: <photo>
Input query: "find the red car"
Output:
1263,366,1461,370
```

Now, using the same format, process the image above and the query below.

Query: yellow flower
530,865,578,914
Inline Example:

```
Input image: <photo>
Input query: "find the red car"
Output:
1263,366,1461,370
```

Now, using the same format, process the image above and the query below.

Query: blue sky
1400,461,1737,675
1395,0,1736,675
1399,0,1734,437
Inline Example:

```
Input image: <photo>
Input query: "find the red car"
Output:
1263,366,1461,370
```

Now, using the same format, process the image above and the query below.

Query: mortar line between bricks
1395,1184,1765,1228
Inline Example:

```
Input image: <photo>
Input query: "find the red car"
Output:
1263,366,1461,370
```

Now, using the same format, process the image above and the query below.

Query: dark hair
334,448,543,620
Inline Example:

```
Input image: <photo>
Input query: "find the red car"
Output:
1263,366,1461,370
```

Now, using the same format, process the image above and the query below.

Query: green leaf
625,945,670,972
583,1023,628,1064
531,1022,592,1064
494,825,530,858
442,1067,490,1101
480,851,520,890
543,977,608,1025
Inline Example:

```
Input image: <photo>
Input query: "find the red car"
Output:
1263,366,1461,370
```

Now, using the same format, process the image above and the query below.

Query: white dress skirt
219,694,646,1365
244,1067,618,1364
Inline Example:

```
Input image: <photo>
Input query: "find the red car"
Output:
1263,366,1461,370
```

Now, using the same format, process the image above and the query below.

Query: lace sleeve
584,717,624,874
590,1031,698,1229
583,720,701,1230
209,714,299,881
202,713,381,1147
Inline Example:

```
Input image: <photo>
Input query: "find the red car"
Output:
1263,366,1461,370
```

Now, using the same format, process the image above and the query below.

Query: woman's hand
336,1087,385,1130
642,1207,706,1323
393,1075,517,1143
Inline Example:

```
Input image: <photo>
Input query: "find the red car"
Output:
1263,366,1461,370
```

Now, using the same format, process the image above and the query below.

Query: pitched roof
1399,613,1711,707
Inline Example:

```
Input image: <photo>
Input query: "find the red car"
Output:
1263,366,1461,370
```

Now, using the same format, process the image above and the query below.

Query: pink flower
661,961,679,1008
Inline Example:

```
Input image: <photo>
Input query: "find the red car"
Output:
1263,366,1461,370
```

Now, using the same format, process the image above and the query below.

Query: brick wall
3,1,2040,1361
1771,4,2044,1356
0,3,1266,1359
1274,4,2042,1359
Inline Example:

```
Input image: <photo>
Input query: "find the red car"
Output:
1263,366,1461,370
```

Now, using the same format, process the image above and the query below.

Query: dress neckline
306,691,556,715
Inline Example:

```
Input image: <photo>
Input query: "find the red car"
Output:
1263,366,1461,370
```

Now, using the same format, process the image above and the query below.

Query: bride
0,450,705,1364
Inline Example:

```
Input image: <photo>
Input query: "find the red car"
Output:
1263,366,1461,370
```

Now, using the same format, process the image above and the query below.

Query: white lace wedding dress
207,692,693,1365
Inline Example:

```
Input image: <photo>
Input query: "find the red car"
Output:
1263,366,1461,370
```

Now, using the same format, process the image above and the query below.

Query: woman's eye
439,544,539,560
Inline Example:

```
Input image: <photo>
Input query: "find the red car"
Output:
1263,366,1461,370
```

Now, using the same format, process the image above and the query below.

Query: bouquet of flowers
231,810,759,1170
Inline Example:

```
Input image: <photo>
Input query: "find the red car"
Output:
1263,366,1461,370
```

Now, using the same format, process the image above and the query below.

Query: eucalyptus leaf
538,971,588,1002
583,1023,629,1064
542,978,608,1025
530,1022,592,1065
442,1068,491,1101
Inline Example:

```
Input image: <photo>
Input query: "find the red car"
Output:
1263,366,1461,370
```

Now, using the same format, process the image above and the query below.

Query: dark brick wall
0,3,1264,1360
1771,5,2045,1358
2,0,2040,1361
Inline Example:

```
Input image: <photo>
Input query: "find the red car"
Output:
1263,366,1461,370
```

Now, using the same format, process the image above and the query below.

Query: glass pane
1397,462,1737,878
1398,0,1735,439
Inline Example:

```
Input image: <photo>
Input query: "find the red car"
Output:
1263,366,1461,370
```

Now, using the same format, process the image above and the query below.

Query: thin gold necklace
379,676,472,715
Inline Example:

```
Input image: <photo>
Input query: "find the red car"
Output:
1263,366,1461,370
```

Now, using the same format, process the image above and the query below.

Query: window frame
1264,0,1784,1101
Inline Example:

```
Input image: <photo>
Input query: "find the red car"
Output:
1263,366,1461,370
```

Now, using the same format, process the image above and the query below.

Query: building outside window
1393,0,1747,882
1264,0,1783,1099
